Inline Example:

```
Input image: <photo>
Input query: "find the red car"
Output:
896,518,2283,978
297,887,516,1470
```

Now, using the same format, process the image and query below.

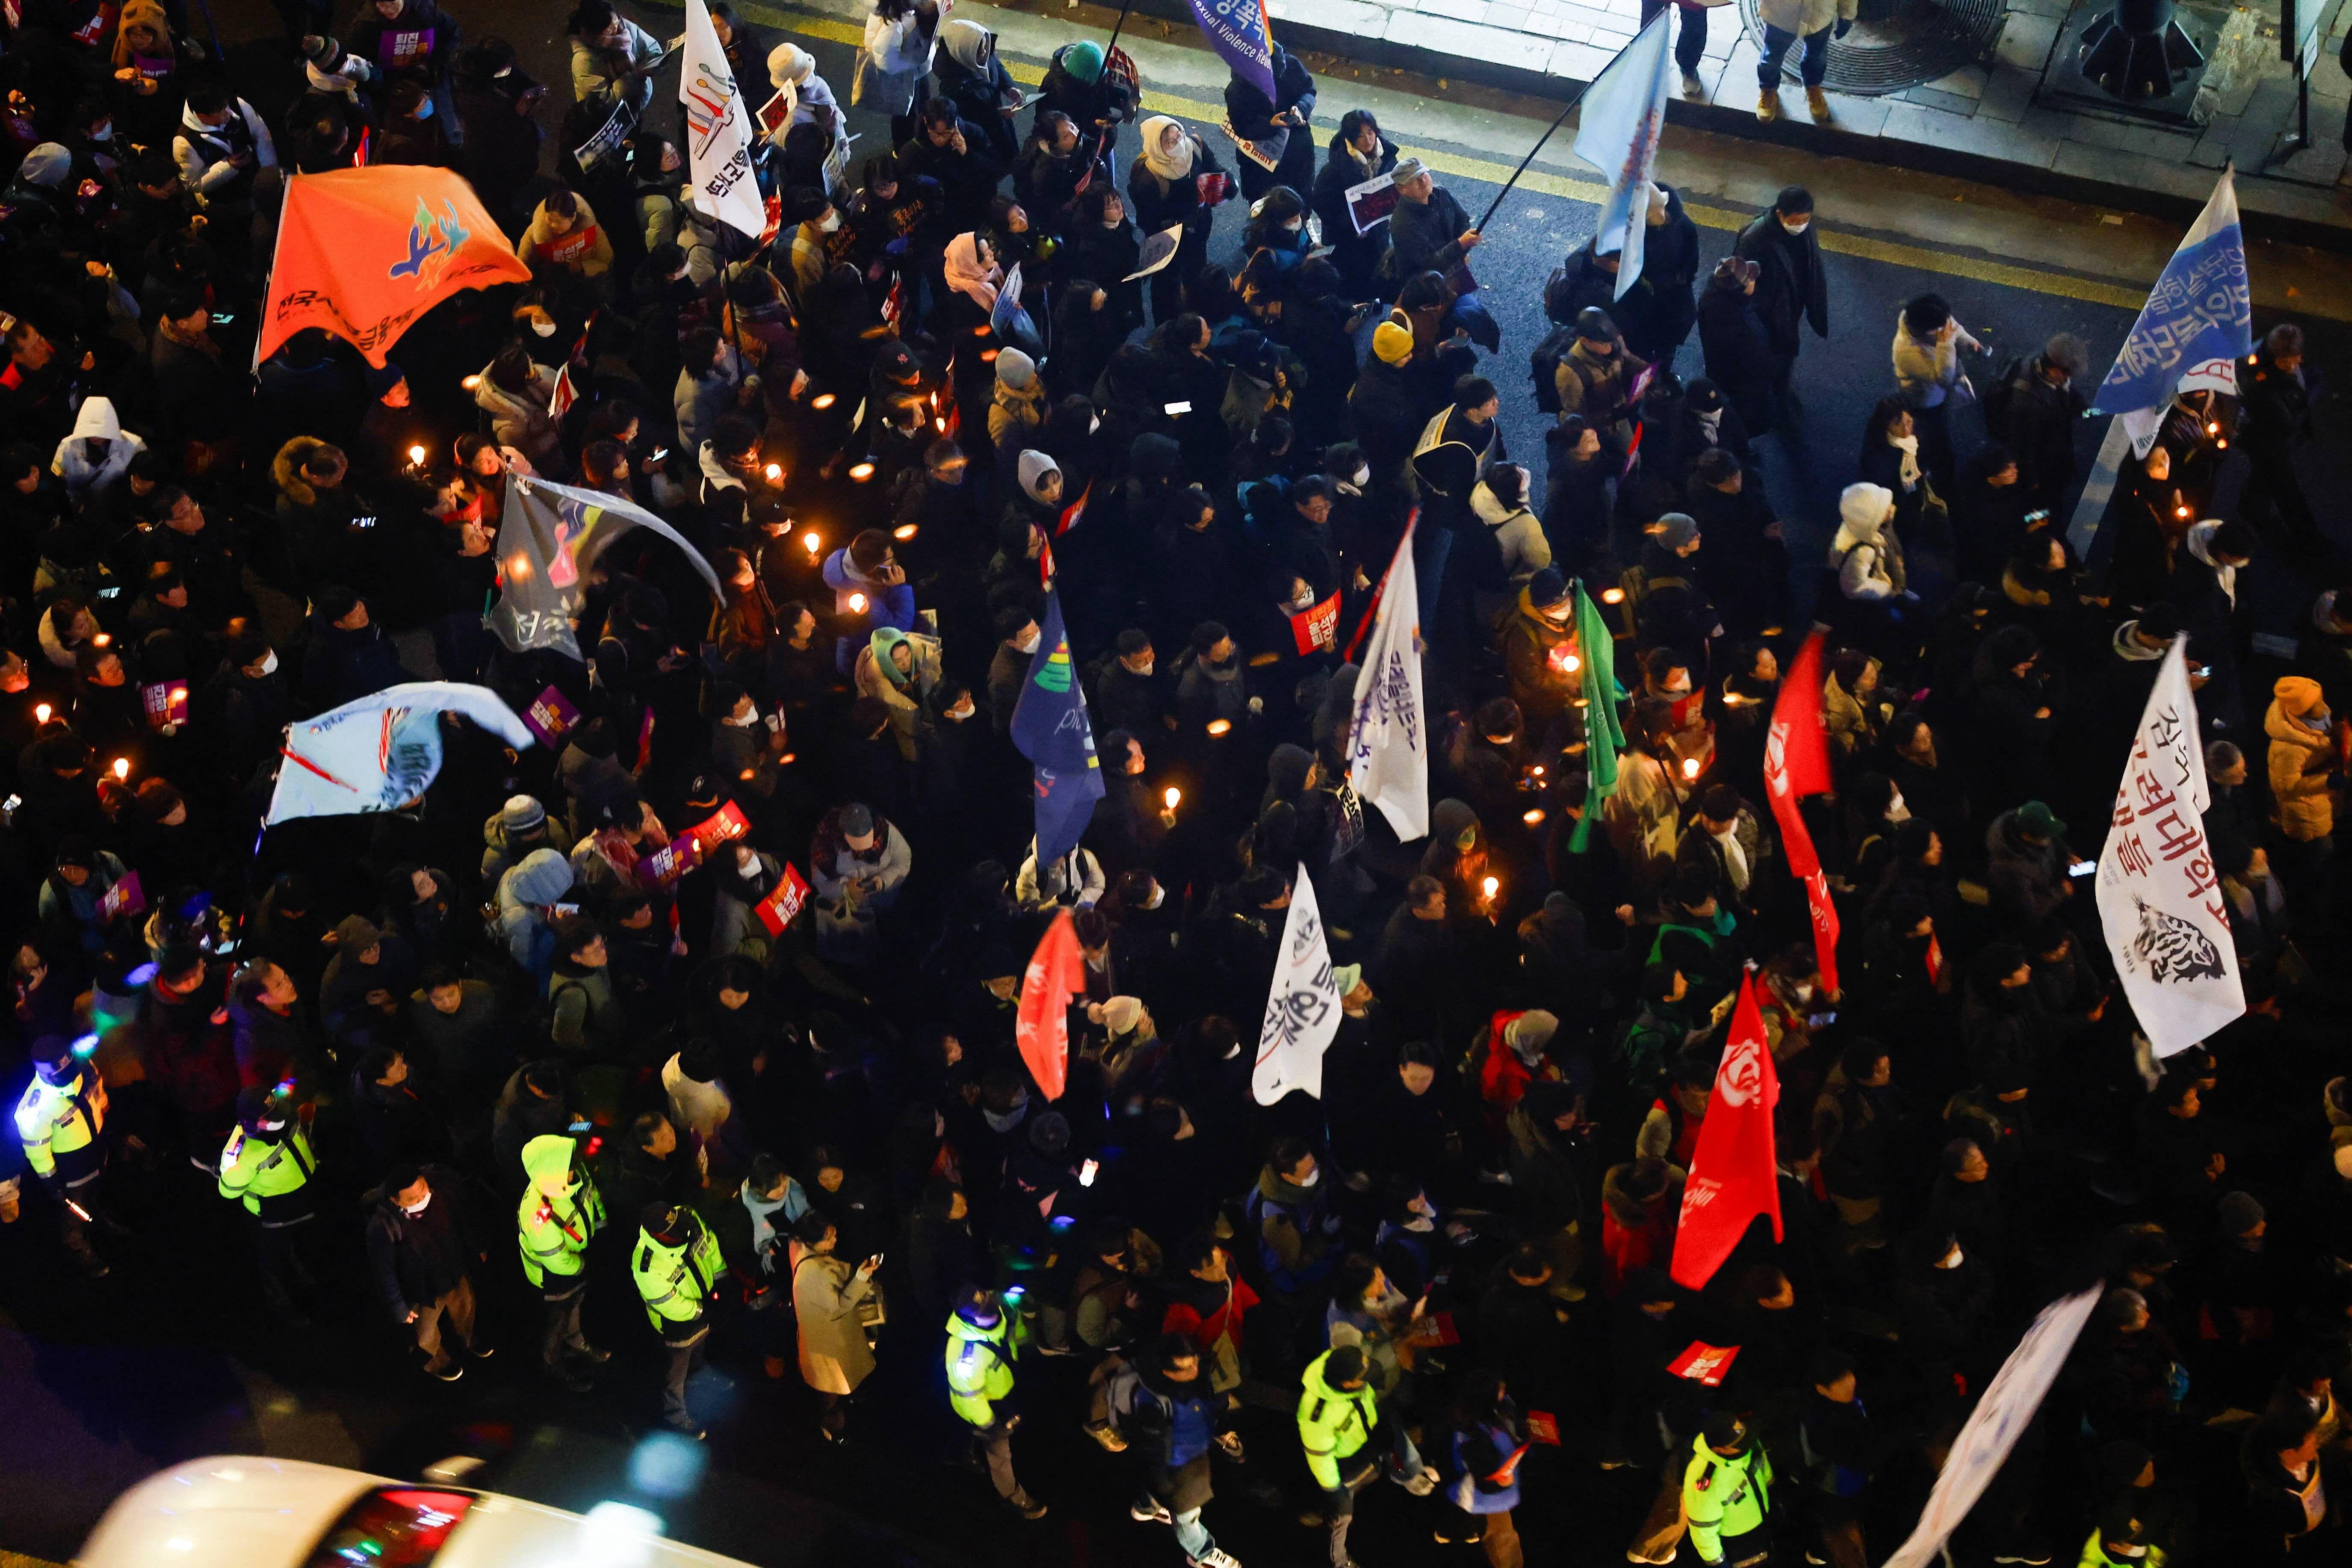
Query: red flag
1763,630,1840,994
1668,972,1782,1290
1015,909,1085,1100
1056,482,1090,537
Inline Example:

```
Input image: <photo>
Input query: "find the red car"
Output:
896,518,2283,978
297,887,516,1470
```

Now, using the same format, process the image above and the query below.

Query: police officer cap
1702,1411,1747,1450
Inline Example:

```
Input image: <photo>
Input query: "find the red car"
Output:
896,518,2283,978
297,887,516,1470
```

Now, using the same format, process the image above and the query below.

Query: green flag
1568,581,1626,853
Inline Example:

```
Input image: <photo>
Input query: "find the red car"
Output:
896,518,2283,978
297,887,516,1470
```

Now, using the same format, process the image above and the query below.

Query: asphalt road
6,2,2352,1566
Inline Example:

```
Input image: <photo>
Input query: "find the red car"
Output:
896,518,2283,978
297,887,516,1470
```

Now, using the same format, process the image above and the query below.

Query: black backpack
1981,355,2030,439
1542,266,1582,326
1531,323,1578,416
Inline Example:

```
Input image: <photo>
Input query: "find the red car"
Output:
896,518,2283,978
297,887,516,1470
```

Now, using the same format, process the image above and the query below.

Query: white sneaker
1401,1463,1439,1496
1187,1551,1242,1568
1132,1500,1173,1524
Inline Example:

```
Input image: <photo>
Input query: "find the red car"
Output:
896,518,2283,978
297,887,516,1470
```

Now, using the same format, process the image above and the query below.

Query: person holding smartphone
790,1211,883,1443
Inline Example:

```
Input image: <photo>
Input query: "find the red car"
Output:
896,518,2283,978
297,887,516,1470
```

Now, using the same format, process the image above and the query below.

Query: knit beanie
1372,321,1414,366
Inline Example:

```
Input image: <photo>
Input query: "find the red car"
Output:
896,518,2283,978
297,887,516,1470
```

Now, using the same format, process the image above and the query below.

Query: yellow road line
743,2,2148,310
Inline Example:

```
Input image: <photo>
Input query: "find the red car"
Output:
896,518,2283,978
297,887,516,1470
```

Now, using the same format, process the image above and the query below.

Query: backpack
1980,355,2029,439
1530,323,1577,416
1542,267,1581,326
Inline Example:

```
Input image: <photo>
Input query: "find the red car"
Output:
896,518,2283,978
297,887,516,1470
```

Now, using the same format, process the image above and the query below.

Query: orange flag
1015,909,1085,1101
258,168,532,368
1668,972,1783,1290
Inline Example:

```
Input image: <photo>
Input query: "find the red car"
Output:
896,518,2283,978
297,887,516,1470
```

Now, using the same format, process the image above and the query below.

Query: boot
1806,86,1833,122
1757,88,1782,122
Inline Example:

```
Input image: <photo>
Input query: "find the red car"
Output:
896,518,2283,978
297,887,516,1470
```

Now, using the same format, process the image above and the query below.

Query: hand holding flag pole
1469,20,1657,235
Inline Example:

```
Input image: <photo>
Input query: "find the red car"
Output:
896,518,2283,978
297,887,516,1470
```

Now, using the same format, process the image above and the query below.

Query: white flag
1570,12,1674,301
267,683,537,826
1253,864,1342,1105
680,0,768,240
1347,522,1428,841
2093,637,2244,1056
1885,1285,2102,1568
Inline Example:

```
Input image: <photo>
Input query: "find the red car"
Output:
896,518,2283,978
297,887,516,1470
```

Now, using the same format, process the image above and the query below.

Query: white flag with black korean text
2094,637,2244,1056
680,0,768,239
1347,522,1428,841
1253,864,1341,1104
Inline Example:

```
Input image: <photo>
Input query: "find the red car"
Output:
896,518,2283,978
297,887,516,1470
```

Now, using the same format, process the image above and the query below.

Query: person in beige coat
2266,675,2336,846
1754,0,1859,124
791,1211,881,1441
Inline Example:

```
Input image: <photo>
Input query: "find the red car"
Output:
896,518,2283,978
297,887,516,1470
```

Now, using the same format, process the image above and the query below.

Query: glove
1834,16,1853,35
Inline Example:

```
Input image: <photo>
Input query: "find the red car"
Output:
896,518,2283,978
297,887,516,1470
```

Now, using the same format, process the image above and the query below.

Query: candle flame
1164,786,1181,809
893,524,919,541
848,593,868,614
111,757,130,780
33,703,51,723
1601,587,1625,605
811,393,837,410
1206,718,1232,737
849,463,875,482
407,444,427,466
1522,808,1545,825
1481,876,1499,900
1682,757,1702,780
802,531,821,556
765,463,782,482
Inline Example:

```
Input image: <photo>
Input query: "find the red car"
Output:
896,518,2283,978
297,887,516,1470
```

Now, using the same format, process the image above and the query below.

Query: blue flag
2091,165,2251,427
1187,0,1276,103
1011,591,1106,867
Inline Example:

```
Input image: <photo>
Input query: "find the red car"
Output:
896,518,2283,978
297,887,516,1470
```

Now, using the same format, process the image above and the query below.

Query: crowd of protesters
0,0,2346,1565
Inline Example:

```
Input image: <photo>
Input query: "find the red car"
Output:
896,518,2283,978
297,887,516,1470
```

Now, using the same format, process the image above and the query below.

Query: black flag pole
1469,17,1656,235
1103,0,1137,59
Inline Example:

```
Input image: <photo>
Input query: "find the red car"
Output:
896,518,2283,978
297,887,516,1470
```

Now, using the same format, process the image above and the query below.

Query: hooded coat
50,398,146,499
1830,483,1905,601
2266,676,2334,842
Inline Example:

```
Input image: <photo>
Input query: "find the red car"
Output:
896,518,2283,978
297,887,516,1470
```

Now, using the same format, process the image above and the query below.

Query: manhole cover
1737,0,2006,95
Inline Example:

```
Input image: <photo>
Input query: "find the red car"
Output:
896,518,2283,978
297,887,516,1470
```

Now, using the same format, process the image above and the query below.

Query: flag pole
1470,22,1652,235
1102,0,1136,59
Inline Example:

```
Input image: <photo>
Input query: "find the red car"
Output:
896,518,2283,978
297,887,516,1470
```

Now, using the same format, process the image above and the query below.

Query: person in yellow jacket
2081,1503,2166,1568
1684,1412,1775,1568
11,1036,112,1277
517,1131,608,1389
1296,1344,1436,1568
633,1202,727,1438
218,1083,319,1324
945,1283,1048,1518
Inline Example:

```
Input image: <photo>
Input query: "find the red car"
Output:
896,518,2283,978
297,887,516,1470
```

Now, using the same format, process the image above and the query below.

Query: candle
811,393,837,410
1601,587,1626,605
848,463,876,482
1682,757,1702,780
893,524,919,541
1564,653,1580,673
33,703,51,724
1481,875,1499,901
111,757,130,781
1206,718,1232,737
764,463,782,483
407,444,427,467
1164,786,1181,810
847,593,868,614
1522,808,1545,825
801,530,821,558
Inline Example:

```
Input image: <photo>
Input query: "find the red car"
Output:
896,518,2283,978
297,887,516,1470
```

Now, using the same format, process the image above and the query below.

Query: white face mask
1792,982,1815,1004
1130,659,1154,677
1283,218,1302,233
1294,1166,1319,1187
1936,1246,1964,1270
400,1191,433,1215
1886,790,1911,823
257,649,280,676
1015,629,1041,655
531,317,557,337
1350,467,1370,486
819,210,842,233
1780,217,1809,236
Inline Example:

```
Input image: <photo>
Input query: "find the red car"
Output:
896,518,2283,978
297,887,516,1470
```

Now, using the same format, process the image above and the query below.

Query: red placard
142,680,189,729
753,862,812,937
1524,1410,1561,1446
687,801,751,855
1666,1340,1742,1387
1289,591,1341,656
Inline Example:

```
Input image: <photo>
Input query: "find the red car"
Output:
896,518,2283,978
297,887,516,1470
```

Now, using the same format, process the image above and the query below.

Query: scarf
1889,431,1921,490
1140,115,1193,182
1696,407,1723,445
942,232,999,310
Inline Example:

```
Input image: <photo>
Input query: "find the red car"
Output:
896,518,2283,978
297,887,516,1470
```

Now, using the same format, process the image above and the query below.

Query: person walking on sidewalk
1734,187,1828,434
633,1200,728,1438
1297,1343,1438,1568
517,1131,609,1390
1754,0,1856,124
1121,1332,1246,1568
946,1283,1050,1518
365,1163,495,1381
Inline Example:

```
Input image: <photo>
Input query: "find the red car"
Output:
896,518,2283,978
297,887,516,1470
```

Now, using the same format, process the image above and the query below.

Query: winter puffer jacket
2266,677,2335,842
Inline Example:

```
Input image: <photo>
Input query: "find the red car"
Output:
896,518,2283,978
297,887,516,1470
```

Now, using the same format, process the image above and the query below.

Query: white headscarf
1140,115,1193,183
942,232,1000,310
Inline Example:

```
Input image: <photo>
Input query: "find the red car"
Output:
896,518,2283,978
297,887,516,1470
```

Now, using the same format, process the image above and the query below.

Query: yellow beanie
1373,322,1414,366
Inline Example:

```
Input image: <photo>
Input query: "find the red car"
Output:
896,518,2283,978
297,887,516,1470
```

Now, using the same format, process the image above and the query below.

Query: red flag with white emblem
1668,972,1782,1290
1015,908,1084,1100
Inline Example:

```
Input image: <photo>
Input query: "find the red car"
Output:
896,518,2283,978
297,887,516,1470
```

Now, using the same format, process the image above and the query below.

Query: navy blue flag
1188,0,1276,103
2090,165,2250,449
1011,592,1106,867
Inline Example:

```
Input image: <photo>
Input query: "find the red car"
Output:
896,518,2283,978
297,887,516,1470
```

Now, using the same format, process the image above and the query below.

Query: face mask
1793,982,1815,1004
531,317,556,337
1131,659,1153,677
1351,467,1370,486
1886,790,1911,823
257,649,280,676
820,210,844,233
1294,1166,1319,1188
1283,218,1303,234
401,1191,433,1215
1664,679,1692,697
1015,630,1041,655
92,123,113,140
1936,1246,1964,1270
1780,216,1808,236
